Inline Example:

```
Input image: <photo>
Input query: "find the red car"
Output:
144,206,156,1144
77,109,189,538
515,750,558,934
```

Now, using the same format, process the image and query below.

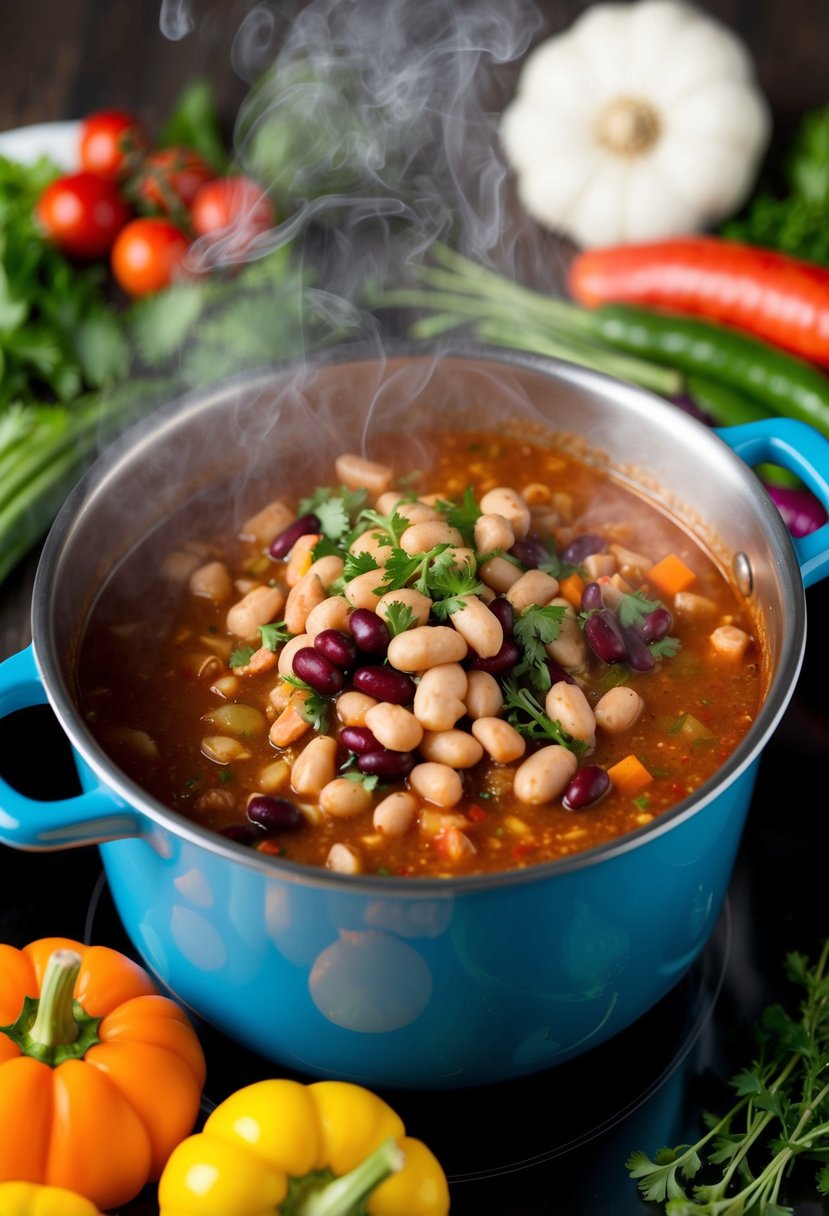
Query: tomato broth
75,428,764,878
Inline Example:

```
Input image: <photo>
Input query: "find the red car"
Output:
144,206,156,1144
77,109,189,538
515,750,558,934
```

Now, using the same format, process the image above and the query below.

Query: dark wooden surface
1,0,827,655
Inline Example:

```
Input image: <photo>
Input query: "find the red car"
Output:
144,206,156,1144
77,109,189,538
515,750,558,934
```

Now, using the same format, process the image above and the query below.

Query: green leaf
501,676,585,751
260,621,291,650
129,282,207,367
435,486,480,545
230,645,256,668
158,77,230,173
383,600,417,637
513,603,565,693
72,311,130,387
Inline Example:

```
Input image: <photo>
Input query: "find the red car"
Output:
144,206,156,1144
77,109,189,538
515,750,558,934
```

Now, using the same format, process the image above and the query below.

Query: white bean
478,555,522,593
474,512,515,554
513,746,578,805
373,791,417,837
226,585,286,642
471,717,526,763
375,588,433,629
343,569,384,612
239,499,294,548
413,664,468,731
544,598,587,670
319,777,373,818
291,735,338,796
418,729,483,769
545,681,596,743
409,762,463,807
305,595,351,638
464,670,503,719
349,529,391,562
189,560,233,604
334,453,393,497
594,685,645,733
325,842,362,874
365,702,424,752
506,570,560,614
307,554,344,589
373,495,440,524
278,632,312,676
336,690,378,726
449,596,503,658
479,487,531,539
400,520,464,555
387,626,468,671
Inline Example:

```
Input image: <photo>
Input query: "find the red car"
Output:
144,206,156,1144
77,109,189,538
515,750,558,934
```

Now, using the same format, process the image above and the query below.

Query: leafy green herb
229,645,256,668
342,769,380,792
502,676,586,752
219,768,235,785
282,675,330,733
358,507,410,549
379,543,451,595
628,938,829,1213
383,600,417,637
259,621,291,650
157,76,230,174
428,552,484,618
513,603,566,693
650,635,681,659
435,487,481,545
617,589,664,630
342,550,381,581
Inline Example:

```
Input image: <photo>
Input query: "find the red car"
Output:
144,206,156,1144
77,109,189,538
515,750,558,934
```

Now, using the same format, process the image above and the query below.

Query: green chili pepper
685,374,803,488
593,304,829,440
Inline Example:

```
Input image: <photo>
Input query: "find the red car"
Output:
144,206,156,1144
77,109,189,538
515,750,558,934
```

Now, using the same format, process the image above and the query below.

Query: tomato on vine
132,146,215,219
35,171,131,259
79,109,149,181
191,174,275,257
110,217,190,297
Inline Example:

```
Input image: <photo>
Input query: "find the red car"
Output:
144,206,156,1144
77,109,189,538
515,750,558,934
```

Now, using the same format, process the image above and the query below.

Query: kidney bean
562,765,611,811
268,513,320,560
218,823,259,845
545,658,576,685
509,533,549,569
622,626,656,673
349,607,390,655
357,748,418,777
314,628,357,669
340,725,381,754
353,665,416,705
468,638,520,676
638,606,673,643
580,581,604,613
487,596,514,637
246,795,303,831
292,646,345,695
561,532,605,565
584,610,627,664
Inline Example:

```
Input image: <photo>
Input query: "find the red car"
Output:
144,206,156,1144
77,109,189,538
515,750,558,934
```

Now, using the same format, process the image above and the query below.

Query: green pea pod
593,304,829,440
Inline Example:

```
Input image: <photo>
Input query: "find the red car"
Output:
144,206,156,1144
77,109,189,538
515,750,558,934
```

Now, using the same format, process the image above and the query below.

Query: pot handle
716,418,829,589
0,645,142,849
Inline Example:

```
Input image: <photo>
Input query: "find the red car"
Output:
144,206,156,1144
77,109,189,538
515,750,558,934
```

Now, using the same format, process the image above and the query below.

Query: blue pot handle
716,418,829,589
0,645,142,849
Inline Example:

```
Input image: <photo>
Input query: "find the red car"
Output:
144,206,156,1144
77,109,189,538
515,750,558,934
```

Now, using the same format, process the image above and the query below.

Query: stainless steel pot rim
30,341,808,895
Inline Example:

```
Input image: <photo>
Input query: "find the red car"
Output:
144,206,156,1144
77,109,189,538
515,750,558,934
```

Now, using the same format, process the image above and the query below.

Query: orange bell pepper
0,937,206,1212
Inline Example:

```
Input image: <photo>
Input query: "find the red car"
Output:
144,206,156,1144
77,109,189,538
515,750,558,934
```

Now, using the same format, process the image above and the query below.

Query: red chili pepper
567,237,829,369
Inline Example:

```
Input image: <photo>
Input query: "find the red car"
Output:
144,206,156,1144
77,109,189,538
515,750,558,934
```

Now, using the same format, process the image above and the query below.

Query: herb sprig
502,676,587,752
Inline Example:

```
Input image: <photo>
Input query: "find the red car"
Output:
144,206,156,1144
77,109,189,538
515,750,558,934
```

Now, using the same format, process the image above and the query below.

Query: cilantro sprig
281,675,330,733
428,552,484,618
513,603,566,693
297,485,369,542
502,676,586,752
434,487,481,545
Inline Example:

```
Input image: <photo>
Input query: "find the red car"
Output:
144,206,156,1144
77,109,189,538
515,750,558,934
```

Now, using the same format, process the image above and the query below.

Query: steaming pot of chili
1,345,828,1088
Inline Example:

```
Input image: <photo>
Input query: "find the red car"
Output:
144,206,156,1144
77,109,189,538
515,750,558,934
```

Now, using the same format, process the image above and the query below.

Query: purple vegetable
487,596,514,637
358,748,417,777
509,534,549,569
292,647,345,695
314,629,358,670
580,581,604,612
563,765,611,811
353,665,416,704
349,608,391,656
340,726,380,754
583,610,626,664
765,484,828,538
268,513,320,560
247,795,303,831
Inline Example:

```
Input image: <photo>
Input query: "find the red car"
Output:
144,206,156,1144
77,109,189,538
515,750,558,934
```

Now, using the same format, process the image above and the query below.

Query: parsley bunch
628,938,829,1214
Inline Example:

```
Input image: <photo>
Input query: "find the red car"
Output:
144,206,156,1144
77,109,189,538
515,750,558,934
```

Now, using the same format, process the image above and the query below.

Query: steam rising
159,0,196,41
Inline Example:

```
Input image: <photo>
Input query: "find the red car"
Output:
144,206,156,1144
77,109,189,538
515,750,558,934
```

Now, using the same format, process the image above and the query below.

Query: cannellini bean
365,702,424,752
474,512,515,554
445,546,476,571
419,728,484,768
506,570,560,614
319,777,373,818
400,520,465,555
307,554,344,589
387,625,468,671
305,595,351,638
373,791,417,837
201,735,252,764
258,759,291,793
334,453,393,497
471,717,526,763
189,560,234,603
464,669,504,719
291,735,338,796
326,842,362,874
513,745,578,804
594,685,645,733
478,555,522,593
375,587,433,629
449,595,503,658
239,500,294,548
582,553,616,580
343,569,384,612
521,482,551,506
610,543,653,578
710,625,751,660
284,572,327,635
349,529,391,562
278,632,312,676
544,598,587,670
479,487,531,540
545,681,596,743
674,591,717,619
226,585,286,642
409,762,463,807
336,690,378,726
374,495,440,524
413,664,468,731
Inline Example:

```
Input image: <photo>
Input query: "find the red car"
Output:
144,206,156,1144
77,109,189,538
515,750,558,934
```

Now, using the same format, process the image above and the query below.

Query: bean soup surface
76,429,764,878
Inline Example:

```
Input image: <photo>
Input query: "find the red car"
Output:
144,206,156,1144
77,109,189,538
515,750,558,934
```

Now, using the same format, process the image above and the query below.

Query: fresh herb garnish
428,551,485,618
617,589,664,629
378,543,451,595
259,620,291,650
435,487,481,545
282,675,330,733
342,769,380,792
297,485,368,541
342,550,381,582
628,938,829,1213
383,601,417,636
358,507,410,549
513,603,566,693
502,676,586,752
229,644,256,668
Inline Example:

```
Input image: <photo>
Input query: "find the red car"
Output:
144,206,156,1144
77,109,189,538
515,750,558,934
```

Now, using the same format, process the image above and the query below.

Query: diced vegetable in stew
76,429,763,878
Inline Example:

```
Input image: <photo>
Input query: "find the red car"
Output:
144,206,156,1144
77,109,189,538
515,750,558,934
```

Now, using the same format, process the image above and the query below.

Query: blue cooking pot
1,346,828,1090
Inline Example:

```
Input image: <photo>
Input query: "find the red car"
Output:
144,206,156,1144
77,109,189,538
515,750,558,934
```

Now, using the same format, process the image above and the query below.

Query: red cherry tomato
79,109,149,181
133,147,216,216
191,175,275,237
110,217,190,297
36,171,131,259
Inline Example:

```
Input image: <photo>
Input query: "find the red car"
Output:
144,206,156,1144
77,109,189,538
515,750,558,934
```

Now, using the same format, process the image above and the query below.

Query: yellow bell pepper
158,1077,451,1216
0,1181,104,1215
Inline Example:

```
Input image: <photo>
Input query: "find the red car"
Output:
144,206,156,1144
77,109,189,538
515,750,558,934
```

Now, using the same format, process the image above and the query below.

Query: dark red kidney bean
314,628,357,669
219,823,259,845
246,795,303,831
468,638,521,676
638,606,673,643
622,626,656,673
509,534,549,569
584,610,627,664
292,646,345,695
563,765,611,811
580,581,604,612
349,608,390,656
340,725,380,754
561,532,605,565
358,748,417,777
353,665,416,704
268,513,320,560
546,658,576,686
487,596,514,637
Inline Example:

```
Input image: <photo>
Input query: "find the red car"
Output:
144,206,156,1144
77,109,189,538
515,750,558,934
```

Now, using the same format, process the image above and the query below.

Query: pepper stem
28,950,82,1047
296,1138,404,1216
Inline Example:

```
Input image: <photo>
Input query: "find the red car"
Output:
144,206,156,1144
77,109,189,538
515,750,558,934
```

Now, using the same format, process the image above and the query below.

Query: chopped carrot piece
269,692,312,747
285,533,320,587
558,572,585,609
607,754,653,798
646,553,696,597
237,646,278,676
